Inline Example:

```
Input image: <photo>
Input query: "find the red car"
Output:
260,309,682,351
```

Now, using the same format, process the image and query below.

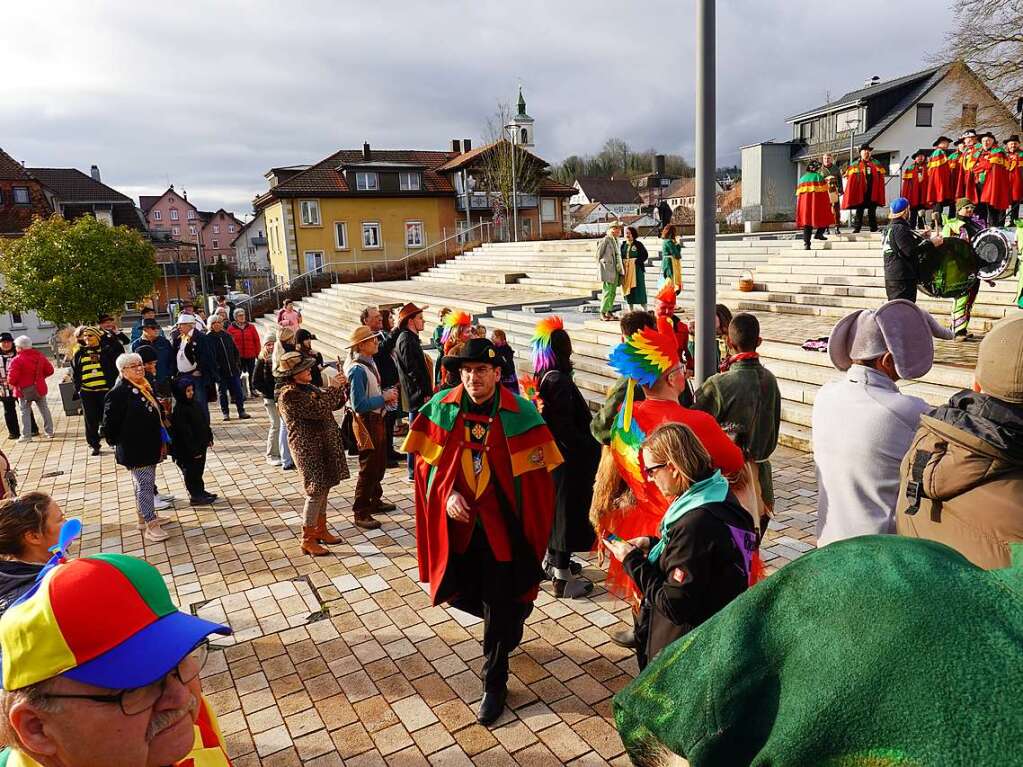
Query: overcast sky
1,1,954,215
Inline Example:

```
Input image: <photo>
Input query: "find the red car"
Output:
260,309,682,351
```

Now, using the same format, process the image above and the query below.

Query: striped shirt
77,350,109,391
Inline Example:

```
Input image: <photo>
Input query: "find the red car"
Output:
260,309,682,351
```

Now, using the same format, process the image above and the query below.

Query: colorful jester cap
0,554,231,691
608,318,681,431
441,310,472,346
530,315,564,374
655,280,676,309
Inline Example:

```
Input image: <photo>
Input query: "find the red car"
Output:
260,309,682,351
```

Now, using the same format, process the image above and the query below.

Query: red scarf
719,351,759,373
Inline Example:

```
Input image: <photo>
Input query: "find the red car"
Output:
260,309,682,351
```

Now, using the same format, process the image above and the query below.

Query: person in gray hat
896,314,1023,569
811,300,953,546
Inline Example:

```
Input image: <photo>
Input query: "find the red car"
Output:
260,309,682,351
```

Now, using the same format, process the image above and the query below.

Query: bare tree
936,0,1023,100
477,101,547,226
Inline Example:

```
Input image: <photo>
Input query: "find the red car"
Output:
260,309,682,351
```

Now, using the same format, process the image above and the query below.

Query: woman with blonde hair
603,421,756,668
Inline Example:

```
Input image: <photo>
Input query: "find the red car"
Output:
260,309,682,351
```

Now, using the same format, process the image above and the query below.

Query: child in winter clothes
490,329,520,394
171,377,215,505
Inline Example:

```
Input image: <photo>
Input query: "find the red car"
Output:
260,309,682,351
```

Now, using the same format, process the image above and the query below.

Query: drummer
884,197,943,303
948,197,997,341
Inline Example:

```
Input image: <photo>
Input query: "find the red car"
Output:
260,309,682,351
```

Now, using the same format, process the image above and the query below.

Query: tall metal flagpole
695,0,717,385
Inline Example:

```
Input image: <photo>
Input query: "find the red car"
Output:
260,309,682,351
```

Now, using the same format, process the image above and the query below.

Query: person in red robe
402,337,562,726
956,129,980,202
841,144,886,232
796,159,835,248
1007,134,1022,225
653,281,690,369
901,150,929,228
926,135,955,225
974,132,1011,225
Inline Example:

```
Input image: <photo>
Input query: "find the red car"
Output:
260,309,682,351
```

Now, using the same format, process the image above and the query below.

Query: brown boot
301,527,329,556
354,513,381,531
316,512,343,545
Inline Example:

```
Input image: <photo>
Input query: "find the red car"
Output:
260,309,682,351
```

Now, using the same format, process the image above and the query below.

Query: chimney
463,139,471,152
90,164,101,182
863,75,881,88
362,142,371,161
654,154,665,175
183,189,188,201
451,139,462,153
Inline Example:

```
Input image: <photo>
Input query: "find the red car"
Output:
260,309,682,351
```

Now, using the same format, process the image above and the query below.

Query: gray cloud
0,0,953,213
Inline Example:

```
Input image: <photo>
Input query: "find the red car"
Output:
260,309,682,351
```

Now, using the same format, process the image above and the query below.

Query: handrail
237,220,493,318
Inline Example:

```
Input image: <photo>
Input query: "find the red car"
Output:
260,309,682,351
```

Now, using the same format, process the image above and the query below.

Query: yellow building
257,141,573,282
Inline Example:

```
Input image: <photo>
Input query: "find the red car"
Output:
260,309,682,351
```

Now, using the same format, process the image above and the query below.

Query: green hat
956,197,975,213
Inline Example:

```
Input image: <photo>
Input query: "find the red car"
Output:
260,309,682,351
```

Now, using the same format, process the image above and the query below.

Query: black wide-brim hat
912,149,928,159
858,143,874,152
932,136,952,147
440,337,501,373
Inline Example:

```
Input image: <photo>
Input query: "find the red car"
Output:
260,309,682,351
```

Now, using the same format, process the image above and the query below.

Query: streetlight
504,123,519,242
846,116,861,164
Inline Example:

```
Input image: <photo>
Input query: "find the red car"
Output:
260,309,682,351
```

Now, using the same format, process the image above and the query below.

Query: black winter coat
101,379,166,468
251,356,276,399
374,330,400,388
538,369,600,553
172,332,216,380
171,390,213,461
884,217,931,283
394,328,431,410
207,330,241,379
624,494,755,668
100,329,129,358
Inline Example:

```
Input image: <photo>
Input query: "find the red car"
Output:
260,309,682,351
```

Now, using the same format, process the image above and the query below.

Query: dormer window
355,172,378,191
399,172,421,191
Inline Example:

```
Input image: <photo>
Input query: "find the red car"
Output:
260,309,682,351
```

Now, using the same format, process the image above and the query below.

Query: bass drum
917,237,978,298
973,228,1019,281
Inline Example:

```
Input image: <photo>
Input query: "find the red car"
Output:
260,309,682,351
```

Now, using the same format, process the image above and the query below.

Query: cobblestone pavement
13,385,818,766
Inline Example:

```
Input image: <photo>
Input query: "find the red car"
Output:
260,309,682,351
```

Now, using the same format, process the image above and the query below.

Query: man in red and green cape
795,159,834,249
926,135,955,224
974,131,1011,225
402,337,562,726
841,144,886,232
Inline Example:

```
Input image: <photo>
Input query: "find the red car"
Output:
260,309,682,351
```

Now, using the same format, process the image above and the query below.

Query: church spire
517,86,526,117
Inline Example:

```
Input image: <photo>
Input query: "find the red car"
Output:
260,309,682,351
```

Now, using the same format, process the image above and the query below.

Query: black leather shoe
609,627,638,649
477,688,506,726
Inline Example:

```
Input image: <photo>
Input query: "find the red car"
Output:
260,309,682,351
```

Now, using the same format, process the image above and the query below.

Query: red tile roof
268,149,459,197
0,148,31,181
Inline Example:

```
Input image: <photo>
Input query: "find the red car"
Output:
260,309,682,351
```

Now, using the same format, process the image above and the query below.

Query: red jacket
226,322,261,360
7,348,54,397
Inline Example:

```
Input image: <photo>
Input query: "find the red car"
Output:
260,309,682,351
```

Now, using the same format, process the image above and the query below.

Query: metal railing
238,221,493,320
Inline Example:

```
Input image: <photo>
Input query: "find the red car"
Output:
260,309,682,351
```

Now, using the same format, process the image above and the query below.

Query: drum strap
903,449,941,521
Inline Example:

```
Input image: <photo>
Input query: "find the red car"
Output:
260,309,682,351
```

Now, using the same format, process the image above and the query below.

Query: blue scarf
648,470,729,563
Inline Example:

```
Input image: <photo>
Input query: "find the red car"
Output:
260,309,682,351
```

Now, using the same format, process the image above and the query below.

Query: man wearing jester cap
590,318,744,653
0,544,233,767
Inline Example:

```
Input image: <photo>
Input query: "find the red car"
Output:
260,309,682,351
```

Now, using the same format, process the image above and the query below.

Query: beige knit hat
976,315,1023,403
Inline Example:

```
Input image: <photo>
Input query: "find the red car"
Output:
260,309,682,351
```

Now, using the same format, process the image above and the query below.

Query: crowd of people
0,254,1018,765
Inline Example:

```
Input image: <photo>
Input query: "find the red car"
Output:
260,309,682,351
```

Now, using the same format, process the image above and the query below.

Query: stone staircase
252,233,1013,452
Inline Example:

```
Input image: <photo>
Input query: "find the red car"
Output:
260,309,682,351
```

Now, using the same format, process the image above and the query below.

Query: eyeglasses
123,363,145,370
41,641,209,716
643,463,668,478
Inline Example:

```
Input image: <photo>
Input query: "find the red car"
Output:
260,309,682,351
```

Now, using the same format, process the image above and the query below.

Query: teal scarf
648,470,729,563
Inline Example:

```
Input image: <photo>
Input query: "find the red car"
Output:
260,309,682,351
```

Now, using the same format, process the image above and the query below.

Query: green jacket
614,536,1023,766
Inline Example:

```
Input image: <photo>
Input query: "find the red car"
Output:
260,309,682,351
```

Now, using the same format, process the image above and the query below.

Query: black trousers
0,396,33,439
79,390,106,449
885,279,917,303
449,526,533,693
240,358,255,394
802,226,825,248
974,204,1005,227
852,205,878,232
178,452,207,499
931,200,954,224
908,207,927,229
385,408,400,457
1009,203,1020,225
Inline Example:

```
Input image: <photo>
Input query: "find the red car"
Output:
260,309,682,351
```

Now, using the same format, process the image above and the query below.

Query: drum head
974,229,1018,281
918,238,978,298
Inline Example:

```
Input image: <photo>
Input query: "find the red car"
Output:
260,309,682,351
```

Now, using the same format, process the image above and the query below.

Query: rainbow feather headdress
608,318,680,431
530,315,563,374
440,310,472,345
655,280,677,308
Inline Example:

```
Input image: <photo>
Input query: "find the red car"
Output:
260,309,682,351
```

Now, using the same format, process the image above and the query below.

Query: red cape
926,151,954,205
403,384,561,605
841,160,886,209
795,173,835,228
956,146,981,201
901,163,928,207
1008,151,1023,203
977,148,1011,210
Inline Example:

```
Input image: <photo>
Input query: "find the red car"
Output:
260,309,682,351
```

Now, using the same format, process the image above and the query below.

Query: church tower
510,86,535,151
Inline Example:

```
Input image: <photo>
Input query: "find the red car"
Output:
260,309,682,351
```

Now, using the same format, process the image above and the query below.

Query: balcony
456,192,538,211
250,236,268,246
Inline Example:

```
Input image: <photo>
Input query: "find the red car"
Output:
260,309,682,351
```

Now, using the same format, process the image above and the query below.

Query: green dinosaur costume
613,535,1023,766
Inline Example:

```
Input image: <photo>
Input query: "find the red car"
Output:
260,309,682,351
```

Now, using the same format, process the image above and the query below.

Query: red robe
1008,151,1023,204
901,162,928,207
976,147,1011,210
926,150,953,205
841,159,886,209
956,145,981,201
403,384,561,605
795,171,835,228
